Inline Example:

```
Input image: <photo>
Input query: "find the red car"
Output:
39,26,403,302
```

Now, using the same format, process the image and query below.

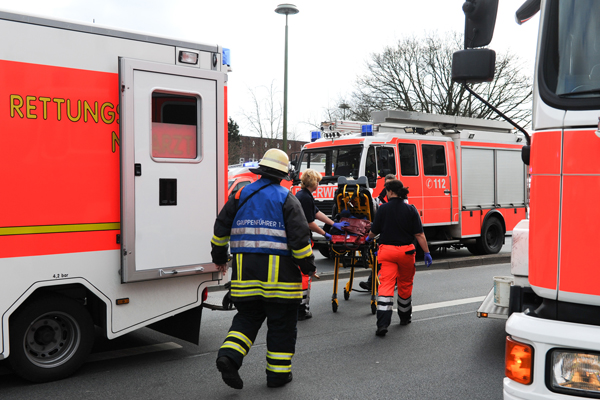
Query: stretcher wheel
332,299,338,313
371,301,377,315
343,289,350,301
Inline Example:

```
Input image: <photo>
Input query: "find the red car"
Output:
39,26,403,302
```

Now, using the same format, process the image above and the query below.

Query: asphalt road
0,262,510,400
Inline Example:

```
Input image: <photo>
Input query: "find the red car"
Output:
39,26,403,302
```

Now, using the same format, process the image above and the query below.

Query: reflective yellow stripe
231,289,302,300
292,244,312,259
267,351,293,360
267,255,280,283
211,235,230,246
228,331,252,347
221,341,247,356
0,222,120,236
266,363,292,373
232,280,301,289
236,254,243,279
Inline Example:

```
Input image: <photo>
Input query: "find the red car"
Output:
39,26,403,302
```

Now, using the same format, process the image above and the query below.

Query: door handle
444,190,451,194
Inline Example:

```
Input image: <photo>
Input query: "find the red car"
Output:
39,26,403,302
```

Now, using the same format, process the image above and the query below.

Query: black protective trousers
218,300,298,383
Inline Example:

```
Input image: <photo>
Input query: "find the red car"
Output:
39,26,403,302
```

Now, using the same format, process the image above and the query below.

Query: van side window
398,143,418,176
151,92,198,159
422,144,447,176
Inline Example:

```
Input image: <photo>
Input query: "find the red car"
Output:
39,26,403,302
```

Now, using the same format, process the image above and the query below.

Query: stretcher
328,177,378,314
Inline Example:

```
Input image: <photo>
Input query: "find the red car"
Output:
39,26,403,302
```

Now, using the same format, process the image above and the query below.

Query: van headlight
550,350,600,395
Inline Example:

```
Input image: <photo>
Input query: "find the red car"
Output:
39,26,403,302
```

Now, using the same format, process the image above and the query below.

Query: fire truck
290,111,527,257
0,11,229,382
453,0,600,398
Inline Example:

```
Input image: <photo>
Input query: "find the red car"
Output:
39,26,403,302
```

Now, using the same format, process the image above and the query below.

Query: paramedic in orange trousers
211,149,316,389
359,173,396,291
365,179,433,336
295,168,349,320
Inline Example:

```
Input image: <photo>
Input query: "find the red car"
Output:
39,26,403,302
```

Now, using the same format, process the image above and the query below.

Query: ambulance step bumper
477,287,509,319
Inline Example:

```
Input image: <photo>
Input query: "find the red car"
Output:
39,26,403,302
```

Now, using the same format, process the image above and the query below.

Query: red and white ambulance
455,0,600,398
290,111,527,257
0,10,229,382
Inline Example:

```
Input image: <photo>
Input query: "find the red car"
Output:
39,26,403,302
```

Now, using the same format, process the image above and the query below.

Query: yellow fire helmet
258,148,289,174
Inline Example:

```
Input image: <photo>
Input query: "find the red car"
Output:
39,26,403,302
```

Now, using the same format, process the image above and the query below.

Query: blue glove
365,235,372,242
332,221,350,231
424,252,432,268
324,233,332,241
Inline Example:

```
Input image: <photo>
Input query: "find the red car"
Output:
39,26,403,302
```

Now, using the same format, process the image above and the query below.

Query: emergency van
291,111,527,257
454,0,600,398
0,11,229,382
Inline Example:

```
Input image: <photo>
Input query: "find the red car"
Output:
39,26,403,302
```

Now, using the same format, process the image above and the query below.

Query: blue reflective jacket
230,178,290,256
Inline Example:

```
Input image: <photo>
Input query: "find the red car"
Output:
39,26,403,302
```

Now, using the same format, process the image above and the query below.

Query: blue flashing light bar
243,161,259,168
222,48,231,66
311,131,322,142
361,124,373,136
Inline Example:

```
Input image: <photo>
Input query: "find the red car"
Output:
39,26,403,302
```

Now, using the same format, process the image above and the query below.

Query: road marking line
86,342,182,363
391,295,486,312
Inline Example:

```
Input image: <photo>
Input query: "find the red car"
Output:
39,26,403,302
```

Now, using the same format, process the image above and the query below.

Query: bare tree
347,31,532,125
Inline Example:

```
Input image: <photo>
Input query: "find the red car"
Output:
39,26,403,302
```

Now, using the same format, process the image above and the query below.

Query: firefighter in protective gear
211,148,316,389
365,179,432,337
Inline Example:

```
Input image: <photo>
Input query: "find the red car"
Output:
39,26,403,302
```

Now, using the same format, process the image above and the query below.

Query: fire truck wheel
476,217,504,254
9,294,95,383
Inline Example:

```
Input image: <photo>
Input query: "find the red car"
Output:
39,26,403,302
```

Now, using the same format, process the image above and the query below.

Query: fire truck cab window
299,146,362,183
151,92,199,159
366,146,397,187
398,143,418,176
540,0,600,109
422,144,447,176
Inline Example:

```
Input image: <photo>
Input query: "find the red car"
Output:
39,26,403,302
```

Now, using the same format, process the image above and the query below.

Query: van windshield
298,146,363,183
543,0,600,100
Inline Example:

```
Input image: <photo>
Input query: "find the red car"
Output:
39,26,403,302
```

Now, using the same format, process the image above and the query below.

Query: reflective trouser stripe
266,351,293,373
220,330,253,357
397,296,412,313
377,295,394,311
236,253,243,280
268,255,279,283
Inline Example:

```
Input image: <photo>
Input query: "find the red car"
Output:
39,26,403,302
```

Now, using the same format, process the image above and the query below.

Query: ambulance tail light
202,287,208,302
506,336,533,385
550,350,600,396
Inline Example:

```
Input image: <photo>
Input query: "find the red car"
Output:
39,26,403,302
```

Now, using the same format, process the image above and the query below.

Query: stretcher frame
328,177,379,314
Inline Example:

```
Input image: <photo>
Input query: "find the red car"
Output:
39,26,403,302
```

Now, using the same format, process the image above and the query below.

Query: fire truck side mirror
452,49,496,83
521,145,530,166
462,0,498,48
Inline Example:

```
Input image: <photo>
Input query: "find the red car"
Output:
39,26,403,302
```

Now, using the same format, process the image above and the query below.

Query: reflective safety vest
230,180,291,256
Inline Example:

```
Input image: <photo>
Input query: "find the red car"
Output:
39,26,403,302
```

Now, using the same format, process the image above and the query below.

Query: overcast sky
0,0,540,142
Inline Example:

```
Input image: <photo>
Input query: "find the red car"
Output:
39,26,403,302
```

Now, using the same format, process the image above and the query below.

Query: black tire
9,294,95,383
343,289,350,301
466,244,481,255
371,302,377,315
476,217,504,254
332,301,338,313
317,245,333,260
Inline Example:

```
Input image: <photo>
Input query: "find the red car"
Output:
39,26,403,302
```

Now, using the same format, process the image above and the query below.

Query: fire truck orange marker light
116,298,129,305
505,336,533,385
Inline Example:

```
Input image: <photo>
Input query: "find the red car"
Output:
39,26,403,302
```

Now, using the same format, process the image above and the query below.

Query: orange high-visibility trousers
376,244,416,328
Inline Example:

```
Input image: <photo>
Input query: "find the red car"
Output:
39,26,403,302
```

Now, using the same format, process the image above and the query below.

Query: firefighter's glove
324,233,332,241
332,221,350,231
424,252,433,268
297,254,317,276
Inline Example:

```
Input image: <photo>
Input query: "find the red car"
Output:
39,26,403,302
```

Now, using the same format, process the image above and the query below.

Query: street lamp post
275,3,299,155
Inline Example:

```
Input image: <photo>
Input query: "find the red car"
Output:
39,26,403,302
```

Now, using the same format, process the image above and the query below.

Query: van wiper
559,88,600,98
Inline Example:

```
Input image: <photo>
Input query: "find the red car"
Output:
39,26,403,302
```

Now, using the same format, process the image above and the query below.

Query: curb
208,253,510,291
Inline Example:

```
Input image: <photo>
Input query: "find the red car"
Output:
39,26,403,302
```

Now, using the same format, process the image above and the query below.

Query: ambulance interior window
398,143,418,176
151,92,198,159
422,144,447,176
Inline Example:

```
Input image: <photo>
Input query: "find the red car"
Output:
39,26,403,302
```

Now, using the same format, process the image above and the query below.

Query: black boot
216,356,243,389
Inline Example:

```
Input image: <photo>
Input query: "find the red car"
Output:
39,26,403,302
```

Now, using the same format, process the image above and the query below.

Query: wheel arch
4,280,110,357
482,209,506,235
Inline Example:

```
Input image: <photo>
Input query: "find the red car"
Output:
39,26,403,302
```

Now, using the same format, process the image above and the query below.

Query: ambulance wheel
371,302,377,314
477,217,504,254
9,294,95,383
332,301,338,313
343,289,350,301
